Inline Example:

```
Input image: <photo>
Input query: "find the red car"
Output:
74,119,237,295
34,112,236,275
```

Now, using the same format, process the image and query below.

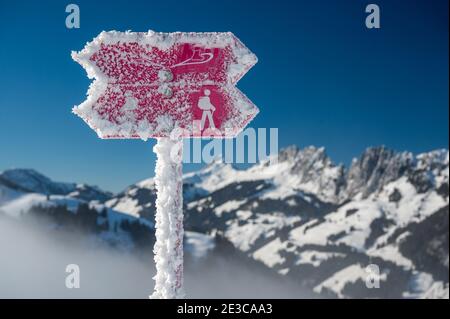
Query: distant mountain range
1,145,448,298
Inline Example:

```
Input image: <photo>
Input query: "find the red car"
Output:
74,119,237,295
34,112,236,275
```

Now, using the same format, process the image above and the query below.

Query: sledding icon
173,47,214,68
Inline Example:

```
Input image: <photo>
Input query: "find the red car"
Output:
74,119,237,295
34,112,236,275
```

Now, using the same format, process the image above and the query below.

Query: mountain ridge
0,145,448,298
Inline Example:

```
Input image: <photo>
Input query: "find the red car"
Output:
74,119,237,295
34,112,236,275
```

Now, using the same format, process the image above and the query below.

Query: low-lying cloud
0,216,311,299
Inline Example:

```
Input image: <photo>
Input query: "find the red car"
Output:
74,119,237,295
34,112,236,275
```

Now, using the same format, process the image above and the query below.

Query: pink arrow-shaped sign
72,31,259,299
72,31,258,139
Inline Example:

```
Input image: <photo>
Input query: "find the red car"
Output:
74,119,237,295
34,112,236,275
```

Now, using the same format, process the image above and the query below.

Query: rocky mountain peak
344,146,414,199
272,146,345,203
416,149,449,171
278,145,327,164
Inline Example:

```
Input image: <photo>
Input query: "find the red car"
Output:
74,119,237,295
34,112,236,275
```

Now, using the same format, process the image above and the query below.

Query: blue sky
0,0,448,192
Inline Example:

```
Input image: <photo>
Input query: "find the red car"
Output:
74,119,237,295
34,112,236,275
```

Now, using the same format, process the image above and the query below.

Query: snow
151,138,185,299
183,158,302,202
420,281,449,299
2,145,447,299
416,149,449,170
0,193,48,218
368,245,413,269
0,188,151,225
314,264,386,298
0,193,82,218
295,251,345,268
253,238,286,268
289,200,383,251
381,176,447,225
183,159,240,193
278,268,290,275
0,169,74,194
403,272,442,299
187,197,209,211
184,231,215,259
236,210,253,220
135,178,156,190
158,69,174,82
226,213,300,252
182,146,348,204
214,200,246,217
0,184,23,205
289,175,448,253
106,197,141,218
104,205,153,230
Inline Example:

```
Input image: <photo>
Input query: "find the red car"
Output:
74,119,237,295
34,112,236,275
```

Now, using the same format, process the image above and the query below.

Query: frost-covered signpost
72,31,258,298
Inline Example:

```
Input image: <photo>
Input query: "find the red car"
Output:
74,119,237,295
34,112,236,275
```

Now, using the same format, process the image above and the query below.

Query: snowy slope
106,145,449,298
0,169,213,258
0,169,112,202
1,145,448,298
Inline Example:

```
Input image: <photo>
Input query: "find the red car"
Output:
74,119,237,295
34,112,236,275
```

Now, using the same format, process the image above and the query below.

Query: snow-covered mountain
1,145,448,298
0,169,112,202
105,145,449,298
0,169,213,259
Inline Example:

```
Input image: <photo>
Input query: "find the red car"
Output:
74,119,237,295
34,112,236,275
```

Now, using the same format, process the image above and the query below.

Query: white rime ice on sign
150,138,185,299
71,30,258,139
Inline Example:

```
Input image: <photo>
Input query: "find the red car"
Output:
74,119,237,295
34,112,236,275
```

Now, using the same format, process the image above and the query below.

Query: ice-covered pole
150,137,185,299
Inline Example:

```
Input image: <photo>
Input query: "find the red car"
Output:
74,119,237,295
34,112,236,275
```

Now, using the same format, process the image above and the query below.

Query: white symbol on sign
198,89,216,130
172,47,214,68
